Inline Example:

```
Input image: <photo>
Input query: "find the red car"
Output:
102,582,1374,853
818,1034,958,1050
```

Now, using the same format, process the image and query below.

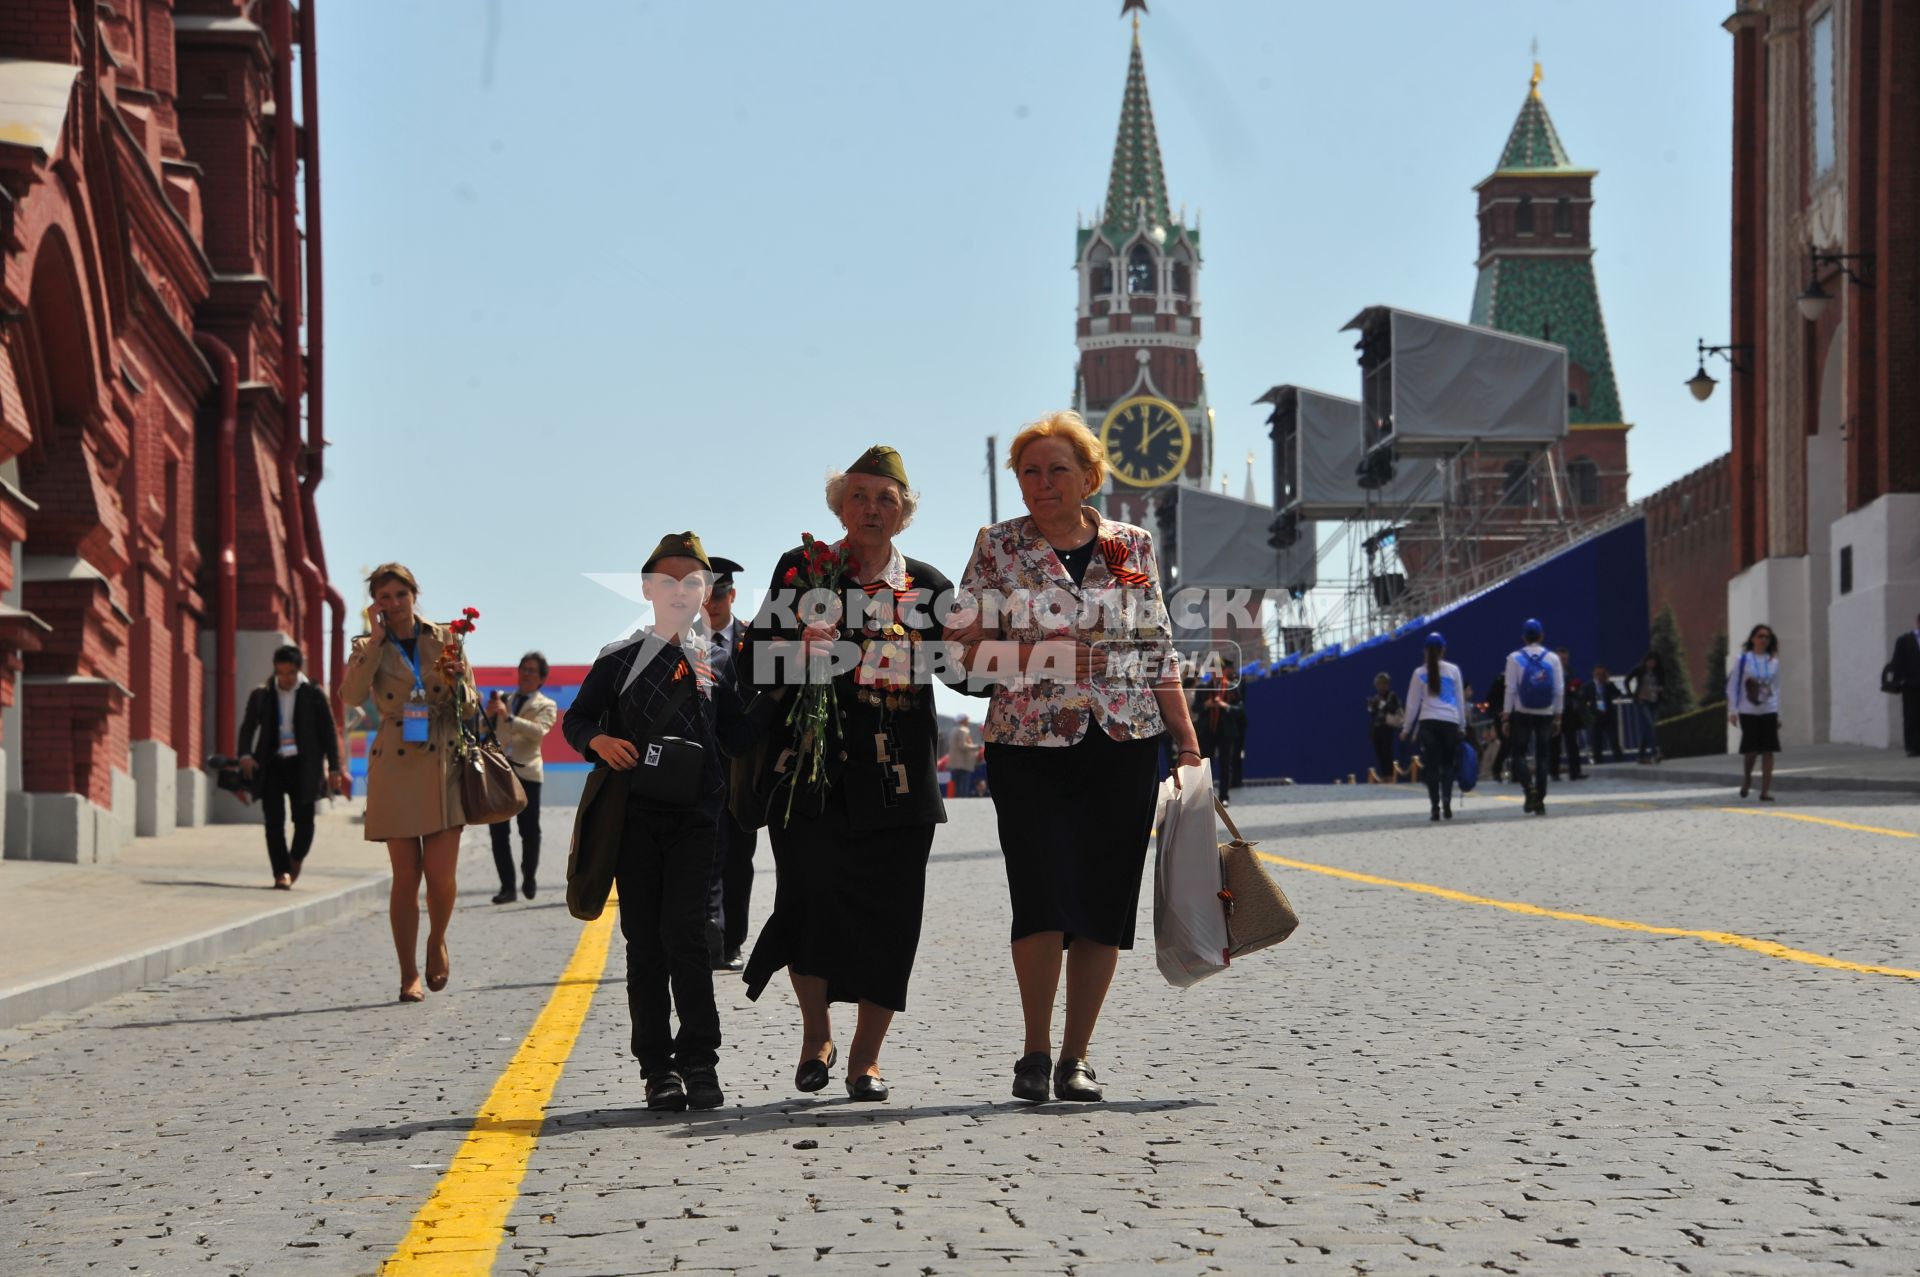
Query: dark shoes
683,1067,725,1111
491,887,517,905
1429,807,1441,822
1012,1051,1052,1104
521,874,536,900
795,1043,837,1094
1523,793,1545,815
1053,1057,1103,1103
721,947,745,972
845,1073,890,1102
1442,803,1453,820
645,1072,687,1112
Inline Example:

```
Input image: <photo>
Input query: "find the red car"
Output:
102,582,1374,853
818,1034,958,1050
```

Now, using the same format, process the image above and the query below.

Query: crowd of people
238,412,1215,1111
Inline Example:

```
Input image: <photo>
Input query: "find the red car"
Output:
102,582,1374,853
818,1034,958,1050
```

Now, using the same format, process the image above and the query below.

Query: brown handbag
1213,796,1300,957
459,740,527,826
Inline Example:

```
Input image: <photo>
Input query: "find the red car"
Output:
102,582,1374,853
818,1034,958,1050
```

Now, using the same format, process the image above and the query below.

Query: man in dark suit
1890,614,1920,755
702,556,756,970
237,644,346,888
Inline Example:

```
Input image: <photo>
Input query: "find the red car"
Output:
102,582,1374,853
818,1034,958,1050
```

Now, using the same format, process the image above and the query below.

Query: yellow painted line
381,905,618,1274
1716,807,1917,839
1254,850,1920,981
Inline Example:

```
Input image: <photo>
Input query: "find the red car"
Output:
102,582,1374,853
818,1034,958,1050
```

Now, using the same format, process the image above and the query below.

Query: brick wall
1645,454,1733,695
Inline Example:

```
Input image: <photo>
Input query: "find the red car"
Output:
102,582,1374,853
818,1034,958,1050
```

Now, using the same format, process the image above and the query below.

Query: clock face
1100,396,1191,488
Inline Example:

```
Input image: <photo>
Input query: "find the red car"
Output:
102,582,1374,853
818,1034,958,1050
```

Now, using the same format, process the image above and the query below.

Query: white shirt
1728,651,1780,715
1404,660,1465,728
1503,644,1565,716
275,674,307,757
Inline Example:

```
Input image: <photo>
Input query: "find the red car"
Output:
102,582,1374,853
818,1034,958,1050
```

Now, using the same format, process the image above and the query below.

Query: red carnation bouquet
441,607,482,759
783,532,858,824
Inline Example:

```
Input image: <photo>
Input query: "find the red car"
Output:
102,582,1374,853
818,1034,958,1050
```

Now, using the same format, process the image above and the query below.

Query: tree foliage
1649,605,1695,717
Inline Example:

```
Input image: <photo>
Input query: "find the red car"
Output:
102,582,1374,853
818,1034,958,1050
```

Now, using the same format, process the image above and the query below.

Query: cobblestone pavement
3,776,1917,1275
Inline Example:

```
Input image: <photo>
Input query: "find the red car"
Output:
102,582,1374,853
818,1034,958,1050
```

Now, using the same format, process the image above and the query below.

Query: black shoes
1523,792,1545,815
644,1072,687,1112
1053,1057,1102,1102
1012,1052,1052,1104
521,874,536,900
1430,807,1441,822
1442,802,1453,820
683,1067,724,1111
491,886,517,905
845,1073,889,1102
721,947,745,972
795,1043,837,1094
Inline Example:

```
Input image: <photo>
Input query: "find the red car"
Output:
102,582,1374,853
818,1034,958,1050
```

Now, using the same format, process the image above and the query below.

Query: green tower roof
1488,64,1588,177
1101,21,1171,237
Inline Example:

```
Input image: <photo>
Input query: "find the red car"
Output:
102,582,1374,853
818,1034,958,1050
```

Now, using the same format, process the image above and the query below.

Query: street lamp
1795,248,1874,322
1686,338,1751,402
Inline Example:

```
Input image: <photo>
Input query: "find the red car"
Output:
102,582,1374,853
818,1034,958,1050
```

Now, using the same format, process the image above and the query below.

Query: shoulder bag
1214,795,1300,958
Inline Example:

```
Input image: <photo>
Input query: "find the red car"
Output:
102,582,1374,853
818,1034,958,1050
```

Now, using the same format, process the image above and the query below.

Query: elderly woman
957,411,1203,1104
741,445,978,1102
340,563,478,1003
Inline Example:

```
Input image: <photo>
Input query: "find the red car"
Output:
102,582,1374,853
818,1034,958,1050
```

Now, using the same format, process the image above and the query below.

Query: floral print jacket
957,510,1173,748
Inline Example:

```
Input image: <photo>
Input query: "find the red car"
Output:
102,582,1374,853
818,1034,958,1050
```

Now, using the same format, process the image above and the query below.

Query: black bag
1882,662,1905,695
626,670,706,807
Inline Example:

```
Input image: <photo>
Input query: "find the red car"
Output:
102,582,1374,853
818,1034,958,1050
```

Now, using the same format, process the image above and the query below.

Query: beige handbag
1214,796,1299,957
459,740,527,826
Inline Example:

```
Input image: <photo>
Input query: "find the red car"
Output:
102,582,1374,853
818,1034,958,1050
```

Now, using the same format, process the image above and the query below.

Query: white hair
824,469,919,530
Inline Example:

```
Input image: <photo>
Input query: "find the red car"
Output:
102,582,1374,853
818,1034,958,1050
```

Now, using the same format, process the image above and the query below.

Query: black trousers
261,755,315,877
1552,724,1584,779
1590,708,1623,762
617,797,721,1077
1370,724,1396,777
1904,690,1920,754
710,810,758,954
1509,713,1555,797
1417,720,1460,808
1217,727,1244,796
489,779,542,889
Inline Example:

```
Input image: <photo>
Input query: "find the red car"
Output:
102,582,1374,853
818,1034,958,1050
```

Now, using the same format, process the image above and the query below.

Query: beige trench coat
341,620,478,841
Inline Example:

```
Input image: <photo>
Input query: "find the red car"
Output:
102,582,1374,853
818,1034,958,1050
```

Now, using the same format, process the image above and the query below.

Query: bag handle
1212,792,1249,845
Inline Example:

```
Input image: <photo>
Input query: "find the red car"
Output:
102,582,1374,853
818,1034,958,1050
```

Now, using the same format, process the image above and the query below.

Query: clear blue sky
314,0,1733,678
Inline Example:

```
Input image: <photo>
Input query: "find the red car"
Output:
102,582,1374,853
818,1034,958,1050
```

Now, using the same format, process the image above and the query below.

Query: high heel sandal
425,940,450,993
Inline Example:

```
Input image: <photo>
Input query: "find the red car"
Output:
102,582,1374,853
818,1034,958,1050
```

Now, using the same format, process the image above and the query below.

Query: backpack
1456,739,1480,793
1515,650,1556,711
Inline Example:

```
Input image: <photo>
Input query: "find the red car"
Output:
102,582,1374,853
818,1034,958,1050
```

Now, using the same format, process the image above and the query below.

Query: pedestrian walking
1191,663,1244,803
1552,647,1585,781
485,652,558,905
957,412,1204,1104
340,564,478,1003
700,556,754,971
1588,664,1624,763
1399,632,1465,821
741,446,979,1104
947,714,980,797
1366,672,1402,782
236,644,347,889
1624,653,1664,762
1502,618,1564,816
562,533,760,1112
1885,615,1920,756
1728,623,1782,801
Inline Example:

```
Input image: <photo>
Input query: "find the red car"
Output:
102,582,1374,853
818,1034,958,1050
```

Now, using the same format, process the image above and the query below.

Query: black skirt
742,793,936,1012
986,727,1165,948
1738,712,1782,755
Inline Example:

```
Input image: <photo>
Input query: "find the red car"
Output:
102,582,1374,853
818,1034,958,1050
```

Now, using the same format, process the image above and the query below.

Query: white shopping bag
1153,763,1230,988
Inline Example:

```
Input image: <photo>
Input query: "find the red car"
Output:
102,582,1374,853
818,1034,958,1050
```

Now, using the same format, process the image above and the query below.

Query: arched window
1171,261,1190,295
1091,265,1112,295
1567,458,1600,506
1516,197,1534,236
1500,459,1533,507
1127,244,1156,295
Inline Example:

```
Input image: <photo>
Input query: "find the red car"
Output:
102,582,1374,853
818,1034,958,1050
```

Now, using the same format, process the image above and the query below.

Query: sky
313,0,1735,694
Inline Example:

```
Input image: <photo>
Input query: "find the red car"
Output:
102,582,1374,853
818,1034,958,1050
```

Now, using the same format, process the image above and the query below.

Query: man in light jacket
1501,618,1563,816
488,651,559,903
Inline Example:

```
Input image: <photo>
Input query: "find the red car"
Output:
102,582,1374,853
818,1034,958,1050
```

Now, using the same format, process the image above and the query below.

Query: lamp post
1686,338,1753,402
1795,248,1874,323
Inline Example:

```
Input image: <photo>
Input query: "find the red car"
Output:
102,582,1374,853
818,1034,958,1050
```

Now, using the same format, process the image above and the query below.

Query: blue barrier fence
1242,517,1651,783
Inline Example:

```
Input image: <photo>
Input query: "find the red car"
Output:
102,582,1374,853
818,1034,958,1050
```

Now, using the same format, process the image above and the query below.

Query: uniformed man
701,556,756,971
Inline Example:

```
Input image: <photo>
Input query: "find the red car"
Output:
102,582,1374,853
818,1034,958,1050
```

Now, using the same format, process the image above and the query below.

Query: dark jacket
237,679,340,805
1891,631,1920,689
741,548,984,831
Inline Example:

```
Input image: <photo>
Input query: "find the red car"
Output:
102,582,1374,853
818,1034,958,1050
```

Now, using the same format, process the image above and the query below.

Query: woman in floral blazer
957,410,1204,1105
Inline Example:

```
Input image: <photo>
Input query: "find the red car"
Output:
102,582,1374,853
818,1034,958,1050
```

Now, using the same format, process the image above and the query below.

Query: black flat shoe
1012,1051,1051,1104
645,1072,687,1112
683,1067,724,1111
845,1073,889,1102
1429,808,1440,822
1740,783,1750,798
1053,1057,1102,1103
491,887,517,905
521,875,536,900
1442,804,1453,820
795,1043,837,1094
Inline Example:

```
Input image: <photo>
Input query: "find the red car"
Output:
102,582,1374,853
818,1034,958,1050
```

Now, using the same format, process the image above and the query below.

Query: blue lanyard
395,629,425,695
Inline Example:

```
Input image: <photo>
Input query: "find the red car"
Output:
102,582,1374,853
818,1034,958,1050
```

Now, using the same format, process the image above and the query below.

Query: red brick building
0,0,337,861
1644,455,1732,697
1722,0,1919,748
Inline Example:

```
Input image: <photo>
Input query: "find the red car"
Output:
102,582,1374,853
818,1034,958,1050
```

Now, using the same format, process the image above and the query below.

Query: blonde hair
1007,409,1105,491
366,562,420,598
824,471,919,530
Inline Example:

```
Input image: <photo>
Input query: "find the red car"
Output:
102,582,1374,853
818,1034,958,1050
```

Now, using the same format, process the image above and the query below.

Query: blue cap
1522,617,1544,639
1425,631,1446,648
